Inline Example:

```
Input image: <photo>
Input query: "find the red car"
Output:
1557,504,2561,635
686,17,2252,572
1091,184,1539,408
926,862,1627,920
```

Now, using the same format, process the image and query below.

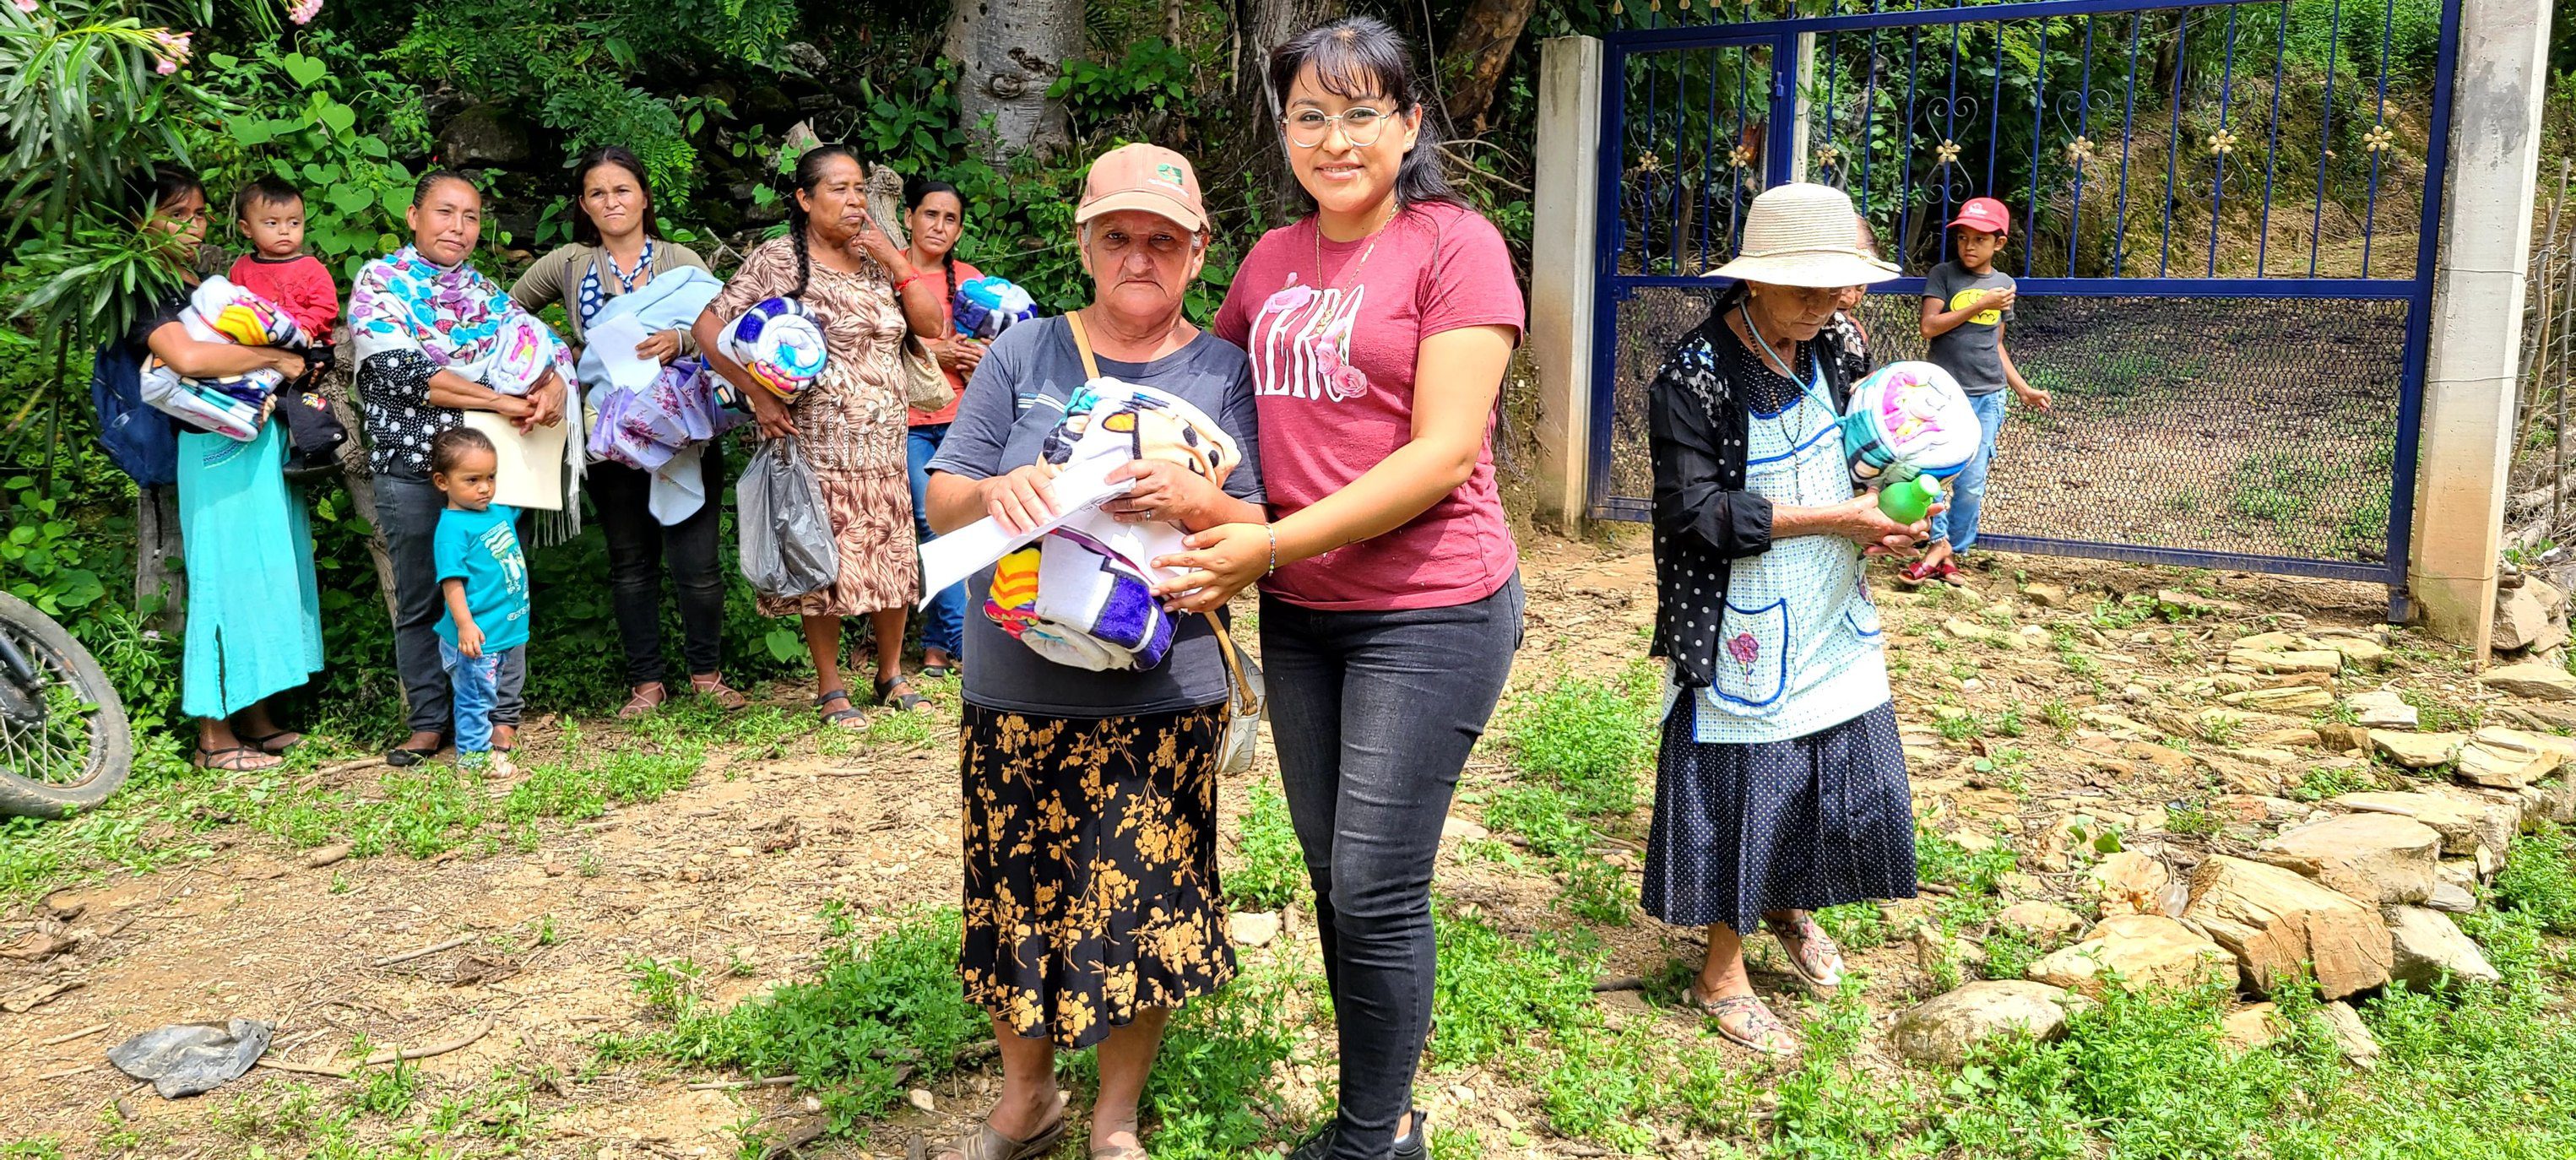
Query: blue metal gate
1589,0,2459,604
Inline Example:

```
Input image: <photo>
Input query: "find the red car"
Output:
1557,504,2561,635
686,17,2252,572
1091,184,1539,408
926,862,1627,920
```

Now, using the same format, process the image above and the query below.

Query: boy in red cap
1905,196,2051,583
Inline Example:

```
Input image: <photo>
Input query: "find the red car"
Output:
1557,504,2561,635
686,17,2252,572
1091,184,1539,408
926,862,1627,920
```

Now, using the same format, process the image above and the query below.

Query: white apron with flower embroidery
1687,350,1890,744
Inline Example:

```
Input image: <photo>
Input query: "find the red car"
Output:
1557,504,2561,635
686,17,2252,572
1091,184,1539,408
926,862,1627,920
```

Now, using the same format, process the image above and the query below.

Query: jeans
589,450,728,685
1261,576,1525,1160
907,424,966,657
382,473,521,737
1927,389,2009,556
439,641,525,767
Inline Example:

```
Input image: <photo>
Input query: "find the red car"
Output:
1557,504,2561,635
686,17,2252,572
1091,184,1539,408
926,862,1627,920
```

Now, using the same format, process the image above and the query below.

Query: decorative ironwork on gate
1590,0,2460,601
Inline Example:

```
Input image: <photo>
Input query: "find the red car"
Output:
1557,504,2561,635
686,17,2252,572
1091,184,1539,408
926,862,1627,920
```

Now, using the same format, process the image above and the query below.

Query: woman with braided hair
693,144,946,728
900,176,985,680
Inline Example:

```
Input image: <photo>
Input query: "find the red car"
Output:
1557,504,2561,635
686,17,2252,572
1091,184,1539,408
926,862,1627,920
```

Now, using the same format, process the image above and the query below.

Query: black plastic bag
737,436,840,598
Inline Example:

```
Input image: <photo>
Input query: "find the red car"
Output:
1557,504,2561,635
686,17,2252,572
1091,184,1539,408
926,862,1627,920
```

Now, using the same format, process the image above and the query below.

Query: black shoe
1287,1110,1429,1160
1391,1109,1429,1160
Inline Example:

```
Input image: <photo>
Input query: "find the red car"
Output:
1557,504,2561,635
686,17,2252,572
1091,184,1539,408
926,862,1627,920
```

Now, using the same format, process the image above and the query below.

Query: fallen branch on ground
38,1022,108,1047
371,935,469,968
254,1014,496,1079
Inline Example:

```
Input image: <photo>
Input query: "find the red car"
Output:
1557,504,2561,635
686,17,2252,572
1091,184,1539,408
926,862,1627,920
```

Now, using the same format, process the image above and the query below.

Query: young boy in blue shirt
429,427,530,774
1904,197,2053,583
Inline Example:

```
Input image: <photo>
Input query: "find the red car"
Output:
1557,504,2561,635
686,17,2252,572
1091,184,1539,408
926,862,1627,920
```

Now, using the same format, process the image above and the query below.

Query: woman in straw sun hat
1641,182,1923,1056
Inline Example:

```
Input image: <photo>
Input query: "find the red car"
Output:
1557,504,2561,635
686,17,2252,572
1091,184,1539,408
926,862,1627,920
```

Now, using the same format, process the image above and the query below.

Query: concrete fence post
1530,35,1604,534
2411,0,2552,657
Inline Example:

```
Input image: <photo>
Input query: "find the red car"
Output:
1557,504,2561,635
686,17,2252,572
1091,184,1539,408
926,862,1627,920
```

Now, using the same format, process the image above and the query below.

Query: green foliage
2,472,117,617
193,35,427,281
1053,39,1196,127
1428,905,1599,1066
1073,963,1304,1159
1495,663,1658,818
1224,779,1310,912
1916,824,2017,898
2494,823,2576,935
649,907,986,1135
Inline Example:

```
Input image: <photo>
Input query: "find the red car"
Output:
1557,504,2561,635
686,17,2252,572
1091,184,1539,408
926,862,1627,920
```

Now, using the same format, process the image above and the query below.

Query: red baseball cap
1950,197,2010,236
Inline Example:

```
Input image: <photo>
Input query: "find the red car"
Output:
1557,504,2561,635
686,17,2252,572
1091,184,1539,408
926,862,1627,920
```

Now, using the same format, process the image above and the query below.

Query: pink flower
1727,631,1760,673
13,0,41,14
288,0,322,24
147,29,190,73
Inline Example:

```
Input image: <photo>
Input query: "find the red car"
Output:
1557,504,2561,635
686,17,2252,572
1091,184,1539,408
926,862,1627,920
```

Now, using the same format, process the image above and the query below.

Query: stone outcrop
1893,981,2084,1065
2024,914,2233,996
2251,814,2440,907
2182,856,2392,999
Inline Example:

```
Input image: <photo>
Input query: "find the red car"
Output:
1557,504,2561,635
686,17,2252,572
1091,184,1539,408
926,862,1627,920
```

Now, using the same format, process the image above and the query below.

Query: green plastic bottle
1878,475,1941,523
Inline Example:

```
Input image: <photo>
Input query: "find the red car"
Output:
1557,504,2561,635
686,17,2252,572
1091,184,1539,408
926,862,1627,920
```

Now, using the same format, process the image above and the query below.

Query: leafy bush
192,35,429,281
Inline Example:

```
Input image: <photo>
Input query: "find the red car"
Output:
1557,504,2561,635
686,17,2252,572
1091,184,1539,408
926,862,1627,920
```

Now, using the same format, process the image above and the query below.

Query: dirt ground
0,534,2425,1158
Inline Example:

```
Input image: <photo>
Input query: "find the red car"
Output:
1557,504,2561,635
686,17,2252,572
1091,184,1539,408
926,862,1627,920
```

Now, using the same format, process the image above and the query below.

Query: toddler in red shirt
226,176,349,475
227,177,339,344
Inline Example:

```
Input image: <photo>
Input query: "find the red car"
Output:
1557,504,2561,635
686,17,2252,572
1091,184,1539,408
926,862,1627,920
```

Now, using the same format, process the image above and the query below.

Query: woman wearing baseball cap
923,142,1266,1160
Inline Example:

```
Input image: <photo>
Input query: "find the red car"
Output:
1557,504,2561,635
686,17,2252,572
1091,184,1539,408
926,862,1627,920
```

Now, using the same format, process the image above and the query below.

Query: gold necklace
1313,202,1396,290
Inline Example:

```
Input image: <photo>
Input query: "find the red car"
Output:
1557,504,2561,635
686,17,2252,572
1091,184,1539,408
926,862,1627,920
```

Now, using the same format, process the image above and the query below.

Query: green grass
646,906,985,1136
2494,823,2576,935
1070,962,1306,1159
1494,662,1660,818
1428,905,1600,1066
1224,780,1310,912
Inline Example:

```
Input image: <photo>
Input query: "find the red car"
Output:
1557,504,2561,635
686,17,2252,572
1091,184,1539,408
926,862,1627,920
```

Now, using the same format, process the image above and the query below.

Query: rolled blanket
587,357,746,474
135,277,309,442
1842,360,1982,485
952,276,1038,341
721,297,827,400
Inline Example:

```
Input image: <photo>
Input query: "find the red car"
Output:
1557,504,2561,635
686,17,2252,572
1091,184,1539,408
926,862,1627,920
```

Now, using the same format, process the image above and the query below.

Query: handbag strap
1206,611,1260,714
1064,310,1104,382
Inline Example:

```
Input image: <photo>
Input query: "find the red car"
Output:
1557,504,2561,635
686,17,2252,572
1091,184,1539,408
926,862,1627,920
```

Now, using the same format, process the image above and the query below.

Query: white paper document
916,458,1132,606
462,410,569,511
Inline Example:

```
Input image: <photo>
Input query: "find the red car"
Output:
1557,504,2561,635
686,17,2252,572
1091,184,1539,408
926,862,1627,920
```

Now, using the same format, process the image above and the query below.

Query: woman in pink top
1158,16,1523,1160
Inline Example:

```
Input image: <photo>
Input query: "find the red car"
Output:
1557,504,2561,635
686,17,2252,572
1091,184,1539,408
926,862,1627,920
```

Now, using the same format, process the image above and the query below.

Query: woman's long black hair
569,146,655,247
904,176,964,332
785,143,861,300
1266,15,1462,213
124,161,204,220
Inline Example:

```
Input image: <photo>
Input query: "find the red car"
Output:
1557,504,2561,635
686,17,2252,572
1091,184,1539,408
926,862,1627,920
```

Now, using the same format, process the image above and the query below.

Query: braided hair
784,144,861,300
903,176,965,335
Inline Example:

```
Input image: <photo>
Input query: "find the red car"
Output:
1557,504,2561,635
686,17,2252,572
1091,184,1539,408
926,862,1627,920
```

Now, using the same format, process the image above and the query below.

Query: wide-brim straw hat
1711,182,1901,288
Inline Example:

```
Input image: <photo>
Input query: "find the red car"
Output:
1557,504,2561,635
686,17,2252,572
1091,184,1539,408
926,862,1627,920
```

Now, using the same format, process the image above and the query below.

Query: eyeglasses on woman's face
1283,106,1389,149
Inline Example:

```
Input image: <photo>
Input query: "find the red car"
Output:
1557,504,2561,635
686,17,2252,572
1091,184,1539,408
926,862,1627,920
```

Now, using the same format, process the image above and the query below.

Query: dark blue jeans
907,423,966,657
1261,576,1524,1160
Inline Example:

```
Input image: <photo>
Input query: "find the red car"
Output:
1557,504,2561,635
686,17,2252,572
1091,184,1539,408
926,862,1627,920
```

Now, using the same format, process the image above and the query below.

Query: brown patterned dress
958,703,1235,1049
709,236,917,619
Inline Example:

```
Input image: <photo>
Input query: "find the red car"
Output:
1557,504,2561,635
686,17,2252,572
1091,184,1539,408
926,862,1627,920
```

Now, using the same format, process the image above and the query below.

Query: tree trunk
946,0,1086,161
1226,0,1348,221
1442,0,1538,134
134,485,185,638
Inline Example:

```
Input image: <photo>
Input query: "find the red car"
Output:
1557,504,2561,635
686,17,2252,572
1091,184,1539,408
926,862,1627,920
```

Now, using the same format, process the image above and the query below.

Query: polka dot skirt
1641,699,1917,935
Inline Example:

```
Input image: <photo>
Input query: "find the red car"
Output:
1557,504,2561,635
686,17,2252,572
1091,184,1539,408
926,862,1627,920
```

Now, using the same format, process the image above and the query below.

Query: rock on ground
2183,856,2392,1000
1893,981,2085,1066
2332,789,2519,861
2086,851,2172,918
2344,689,2420,729
2492,578,2569,654
2317,1001,2383,1069
2370,729,2463,769
2383,904,2501,989
2481,661,2576,702
2221,1002,2283,1051
2251,813,2441,906
2025,914,2234,997
1995,901,2086,941
2454,727,2576,789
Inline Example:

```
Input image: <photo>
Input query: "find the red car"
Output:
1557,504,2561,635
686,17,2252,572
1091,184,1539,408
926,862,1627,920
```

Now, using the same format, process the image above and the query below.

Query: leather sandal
875,675,930,713
813,689,867,730
1683,984,1800,1056
195,745,279,772
237,729,303,754
1765,912,1847,992
689,674,750,711
618,683,666,721
385,738,444,767
935,1093,1067,1160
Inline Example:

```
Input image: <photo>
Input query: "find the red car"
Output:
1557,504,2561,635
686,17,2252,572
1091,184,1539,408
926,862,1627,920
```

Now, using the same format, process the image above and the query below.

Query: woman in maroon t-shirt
1158,16,1524,1160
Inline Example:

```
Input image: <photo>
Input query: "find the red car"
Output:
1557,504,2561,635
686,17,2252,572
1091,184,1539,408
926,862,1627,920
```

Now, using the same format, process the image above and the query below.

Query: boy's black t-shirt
1923,260,2016,395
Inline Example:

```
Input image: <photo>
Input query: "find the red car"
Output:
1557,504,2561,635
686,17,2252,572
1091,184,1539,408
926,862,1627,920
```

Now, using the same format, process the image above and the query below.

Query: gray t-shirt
926,316,1265,718
1923,261,2016,394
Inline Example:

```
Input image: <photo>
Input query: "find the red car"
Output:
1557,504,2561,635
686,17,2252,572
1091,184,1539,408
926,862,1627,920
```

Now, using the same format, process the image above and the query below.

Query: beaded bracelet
1264,525,1278,577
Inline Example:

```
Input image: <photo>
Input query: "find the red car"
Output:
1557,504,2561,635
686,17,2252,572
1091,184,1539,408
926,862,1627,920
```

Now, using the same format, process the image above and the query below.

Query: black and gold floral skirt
958,702,1235,1049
